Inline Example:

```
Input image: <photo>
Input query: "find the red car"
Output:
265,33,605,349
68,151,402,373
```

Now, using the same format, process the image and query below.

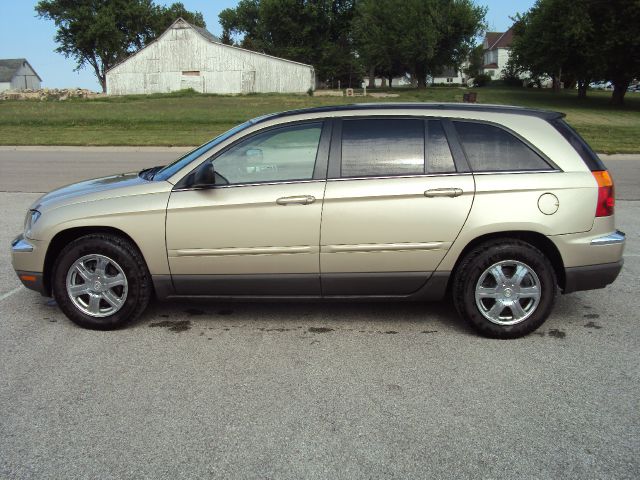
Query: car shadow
137,298,476,336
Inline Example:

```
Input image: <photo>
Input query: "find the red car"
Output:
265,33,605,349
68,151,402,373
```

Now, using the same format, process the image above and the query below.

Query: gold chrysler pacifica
11,103,625,338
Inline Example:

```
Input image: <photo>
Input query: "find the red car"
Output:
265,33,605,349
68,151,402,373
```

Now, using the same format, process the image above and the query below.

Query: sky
0,0,535,91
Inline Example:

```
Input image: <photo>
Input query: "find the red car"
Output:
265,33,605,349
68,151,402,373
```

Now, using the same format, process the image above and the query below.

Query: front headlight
24,209,41,239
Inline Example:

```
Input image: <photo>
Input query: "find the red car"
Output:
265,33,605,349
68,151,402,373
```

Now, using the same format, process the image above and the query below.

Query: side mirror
192,162,216,187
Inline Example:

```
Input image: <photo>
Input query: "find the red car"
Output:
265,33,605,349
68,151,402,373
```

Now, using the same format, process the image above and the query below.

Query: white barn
106,18,315,95
0,59,42,92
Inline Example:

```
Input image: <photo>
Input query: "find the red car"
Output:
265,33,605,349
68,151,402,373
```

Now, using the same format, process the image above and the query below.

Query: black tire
51,234,152,330
452,239,557,339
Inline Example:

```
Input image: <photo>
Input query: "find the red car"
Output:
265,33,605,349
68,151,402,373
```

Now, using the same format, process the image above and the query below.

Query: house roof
107,18,312,74
0,58,42,82
485,26,515,50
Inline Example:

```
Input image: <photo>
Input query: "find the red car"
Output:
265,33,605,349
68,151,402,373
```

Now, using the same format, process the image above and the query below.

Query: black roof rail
255,102,565,123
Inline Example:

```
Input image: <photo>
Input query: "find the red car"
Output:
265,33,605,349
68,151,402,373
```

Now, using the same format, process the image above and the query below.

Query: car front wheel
452,239,557,338
52,234,152,330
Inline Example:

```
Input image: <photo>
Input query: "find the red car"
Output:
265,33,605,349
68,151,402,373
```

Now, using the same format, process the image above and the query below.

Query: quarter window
454,121,552,172
341,119,424,177
212,122,322,184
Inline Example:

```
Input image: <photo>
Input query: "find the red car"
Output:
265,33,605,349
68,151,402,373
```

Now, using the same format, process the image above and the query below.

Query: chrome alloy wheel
474,260,541,326
65,254,128,318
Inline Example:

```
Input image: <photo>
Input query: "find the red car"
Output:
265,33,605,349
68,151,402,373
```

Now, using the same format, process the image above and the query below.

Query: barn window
182,71,200,76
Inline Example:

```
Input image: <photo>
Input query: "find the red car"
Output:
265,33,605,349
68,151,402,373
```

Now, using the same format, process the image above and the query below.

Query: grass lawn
1,86,639,152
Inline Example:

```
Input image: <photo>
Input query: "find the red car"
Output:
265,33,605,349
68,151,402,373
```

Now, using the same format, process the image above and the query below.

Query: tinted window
551,119,604,171
212,122,322,184
454,121,552,172
427,120,456,173
341,119,424,177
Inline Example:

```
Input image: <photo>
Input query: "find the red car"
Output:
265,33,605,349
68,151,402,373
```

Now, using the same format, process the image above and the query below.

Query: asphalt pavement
0,148,638,479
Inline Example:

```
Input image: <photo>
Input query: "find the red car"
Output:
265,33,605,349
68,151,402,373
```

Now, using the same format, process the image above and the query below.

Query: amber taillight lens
592,170,615,217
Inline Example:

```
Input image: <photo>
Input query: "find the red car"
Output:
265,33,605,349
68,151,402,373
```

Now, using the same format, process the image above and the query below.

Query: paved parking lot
0,150,638,479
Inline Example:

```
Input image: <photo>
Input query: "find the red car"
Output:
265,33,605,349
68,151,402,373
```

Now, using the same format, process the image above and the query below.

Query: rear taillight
592,170,615,217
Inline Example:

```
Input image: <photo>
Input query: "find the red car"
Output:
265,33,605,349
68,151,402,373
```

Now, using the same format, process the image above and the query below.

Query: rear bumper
563,259,624,294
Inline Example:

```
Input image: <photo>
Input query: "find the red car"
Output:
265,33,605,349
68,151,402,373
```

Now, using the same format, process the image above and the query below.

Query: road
0,148,638,479
0,147,638,199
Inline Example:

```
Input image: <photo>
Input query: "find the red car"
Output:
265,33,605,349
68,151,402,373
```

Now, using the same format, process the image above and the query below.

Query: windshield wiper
138,165,164,181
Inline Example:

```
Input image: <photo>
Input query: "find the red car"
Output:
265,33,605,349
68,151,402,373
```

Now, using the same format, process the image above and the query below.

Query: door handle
424,188,463,198
276,195,316,205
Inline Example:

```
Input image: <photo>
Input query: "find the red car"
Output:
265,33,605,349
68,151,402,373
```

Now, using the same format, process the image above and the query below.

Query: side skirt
152,272,451,302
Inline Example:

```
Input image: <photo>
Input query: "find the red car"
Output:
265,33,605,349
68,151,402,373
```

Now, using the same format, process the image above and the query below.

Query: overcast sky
0,0,535,90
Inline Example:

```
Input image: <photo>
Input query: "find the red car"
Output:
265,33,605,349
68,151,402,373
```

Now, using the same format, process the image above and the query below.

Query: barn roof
107,18,312,74
0,58,42,82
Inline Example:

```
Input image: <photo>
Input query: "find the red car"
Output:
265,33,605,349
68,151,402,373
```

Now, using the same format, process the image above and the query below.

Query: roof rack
259,102,565,122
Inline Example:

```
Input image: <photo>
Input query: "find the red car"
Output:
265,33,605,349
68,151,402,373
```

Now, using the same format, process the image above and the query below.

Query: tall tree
510,0,640,104
219,0,359,87
353,0,485,88
353,1,408,88
590,0,640,105
36,0,205,92
510,0,599,97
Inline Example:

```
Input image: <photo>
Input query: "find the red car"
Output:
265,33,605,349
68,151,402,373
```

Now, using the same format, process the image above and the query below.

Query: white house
106,18,315,95
0,59,41,91
481,27,514,78
430,67,467,85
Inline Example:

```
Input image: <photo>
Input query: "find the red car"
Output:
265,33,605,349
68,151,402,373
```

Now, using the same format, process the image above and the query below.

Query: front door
166,121,328,296
320,118,475,295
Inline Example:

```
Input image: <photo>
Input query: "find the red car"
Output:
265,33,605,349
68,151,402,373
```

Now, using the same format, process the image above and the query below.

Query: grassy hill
1,86,638,152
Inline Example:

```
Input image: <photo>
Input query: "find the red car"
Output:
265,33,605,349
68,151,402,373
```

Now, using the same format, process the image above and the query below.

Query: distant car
591,81,613,90
627,84,640,93
11,103,625,338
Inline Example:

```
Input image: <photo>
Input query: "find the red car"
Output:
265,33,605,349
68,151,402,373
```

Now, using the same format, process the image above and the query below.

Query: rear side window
341,119,424,177
454,121,552,172
551,119,606,171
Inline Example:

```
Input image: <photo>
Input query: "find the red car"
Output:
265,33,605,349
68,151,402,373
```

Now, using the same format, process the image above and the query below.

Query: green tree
353,1,408,88
219,0,360,87
510,0,640,104
590,0,640,105
510,0,598,97
36,0,205,92
463,43,484,80
353,0,485,88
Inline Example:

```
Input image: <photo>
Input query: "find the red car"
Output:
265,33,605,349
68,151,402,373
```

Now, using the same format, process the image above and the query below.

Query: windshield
153,118,263,181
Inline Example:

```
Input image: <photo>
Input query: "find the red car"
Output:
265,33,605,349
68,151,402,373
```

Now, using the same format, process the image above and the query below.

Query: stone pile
0,88,103,101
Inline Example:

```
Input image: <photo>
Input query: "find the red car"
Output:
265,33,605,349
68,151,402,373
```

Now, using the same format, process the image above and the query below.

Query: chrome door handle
424,188,463,198
276,195,316,205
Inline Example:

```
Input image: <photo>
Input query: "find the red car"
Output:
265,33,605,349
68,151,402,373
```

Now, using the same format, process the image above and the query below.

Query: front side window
341,119,424,177
454,121,552,172
212,122,323,184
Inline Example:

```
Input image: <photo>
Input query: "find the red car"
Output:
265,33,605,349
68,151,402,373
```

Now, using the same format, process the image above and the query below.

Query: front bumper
11,234,47,295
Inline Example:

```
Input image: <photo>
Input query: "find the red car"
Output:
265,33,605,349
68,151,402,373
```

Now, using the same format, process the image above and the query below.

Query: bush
473,74,491,87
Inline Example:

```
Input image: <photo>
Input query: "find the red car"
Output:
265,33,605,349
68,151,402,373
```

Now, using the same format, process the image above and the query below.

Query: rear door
319,117,475,295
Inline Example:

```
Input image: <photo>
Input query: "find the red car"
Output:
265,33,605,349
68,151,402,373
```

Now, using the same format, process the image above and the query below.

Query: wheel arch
43,226,145,296
448,231,566,293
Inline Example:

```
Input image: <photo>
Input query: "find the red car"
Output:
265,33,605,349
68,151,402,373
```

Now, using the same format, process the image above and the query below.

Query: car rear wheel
452,239,557,338
52,234,152,330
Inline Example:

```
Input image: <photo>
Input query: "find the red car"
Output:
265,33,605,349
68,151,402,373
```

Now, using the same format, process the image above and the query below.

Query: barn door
241,71,256,93
181,72,204,92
